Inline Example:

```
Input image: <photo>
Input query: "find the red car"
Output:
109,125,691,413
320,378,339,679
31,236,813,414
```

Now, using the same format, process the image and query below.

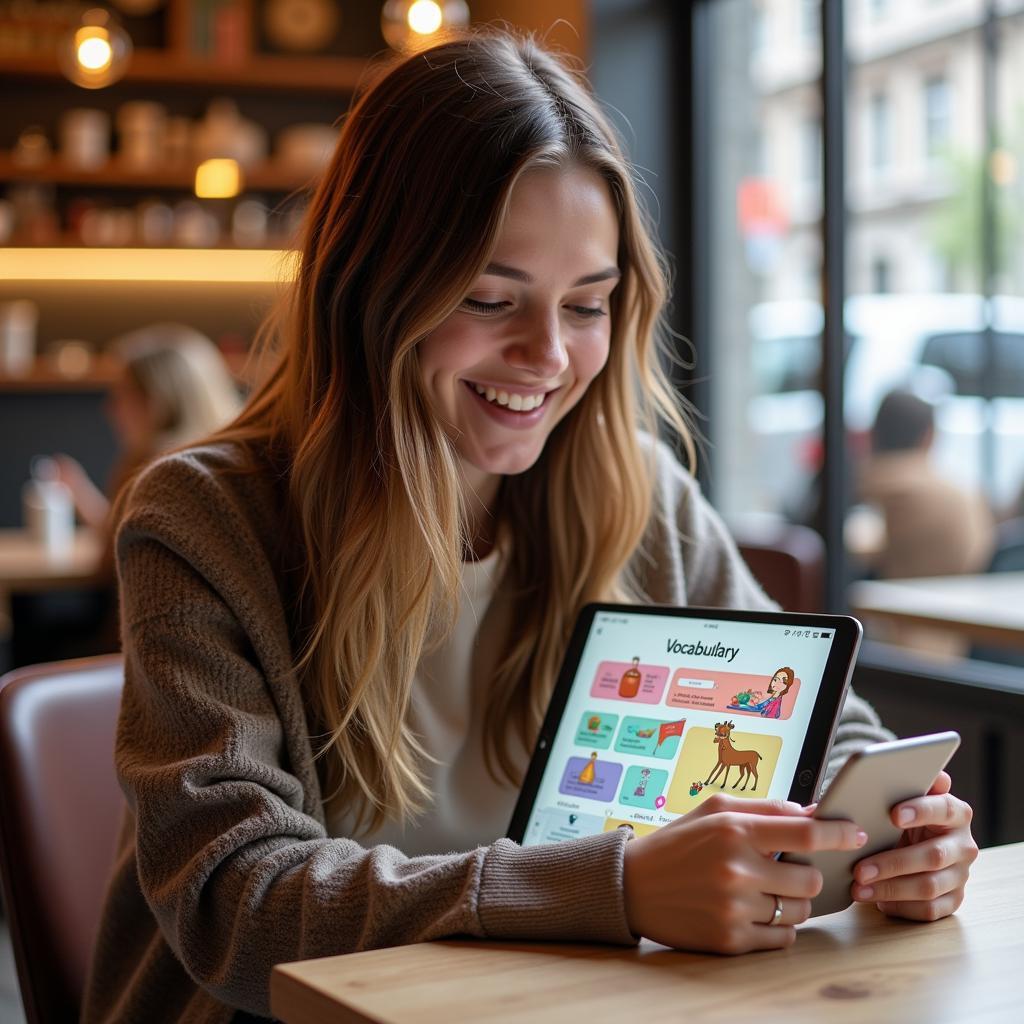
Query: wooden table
0,528,101,630
271,841,1023,1024
850,572,1024,652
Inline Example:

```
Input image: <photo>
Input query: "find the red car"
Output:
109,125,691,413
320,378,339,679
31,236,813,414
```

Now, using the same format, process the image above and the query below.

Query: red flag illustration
657,719,686,748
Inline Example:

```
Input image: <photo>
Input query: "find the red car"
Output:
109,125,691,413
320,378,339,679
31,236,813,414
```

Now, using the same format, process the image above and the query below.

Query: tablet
507,603,862,846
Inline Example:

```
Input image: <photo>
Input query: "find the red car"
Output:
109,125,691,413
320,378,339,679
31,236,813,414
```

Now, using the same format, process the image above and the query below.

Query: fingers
761,858,824,899
853,862,971,905
855,832,979,886
876,888,966,922
928,770,952,795
691,793,810,819
754,893,813,927
890,790,972,831
742,815,866,856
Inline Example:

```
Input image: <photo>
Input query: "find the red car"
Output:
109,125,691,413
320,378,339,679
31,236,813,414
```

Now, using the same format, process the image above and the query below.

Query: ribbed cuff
477,830,637,946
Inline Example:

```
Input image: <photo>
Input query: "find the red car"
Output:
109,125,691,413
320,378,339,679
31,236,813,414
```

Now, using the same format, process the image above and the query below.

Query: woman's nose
505,310,570,378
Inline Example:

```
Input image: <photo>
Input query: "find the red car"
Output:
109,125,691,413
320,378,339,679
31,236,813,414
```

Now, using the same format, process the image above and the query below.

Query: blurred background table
850,573,1024,653
271,842,1023,1024
0,528,100,632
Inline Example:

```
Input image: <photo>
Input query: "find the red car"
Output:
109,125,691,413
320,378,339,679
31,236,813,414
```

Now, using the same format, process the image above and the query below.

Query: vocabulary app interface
521,611,836,846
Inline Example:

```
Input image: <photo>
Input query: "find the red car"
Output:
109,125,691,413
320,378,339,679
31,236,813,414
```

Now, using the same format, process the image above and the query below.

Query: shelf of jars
0,48,375,93
0,346,253,393
0,152,318,192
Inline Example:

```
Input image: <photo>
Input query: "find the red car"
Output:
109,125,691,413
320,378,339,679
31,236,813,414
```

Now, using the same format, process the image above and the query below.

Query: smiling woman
418,165,621,525
80,27,972,1024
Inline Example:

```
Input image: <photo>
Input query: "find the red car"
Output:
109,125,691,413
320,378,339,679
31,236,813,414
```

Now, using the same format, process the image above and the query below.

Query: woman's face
105,369,154,451
418,164,620,492
770,671,787,694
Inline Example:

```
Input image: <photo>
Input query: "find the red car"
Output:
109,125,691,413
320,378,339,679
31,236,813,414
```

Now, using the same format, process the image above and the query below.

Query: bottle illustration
578,751,598,784
618,656,642,698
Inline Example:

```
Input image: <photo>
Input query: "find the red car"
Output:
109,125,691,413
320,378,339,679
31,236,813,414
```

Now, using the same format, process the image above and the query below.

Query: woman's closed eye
460,297,607,318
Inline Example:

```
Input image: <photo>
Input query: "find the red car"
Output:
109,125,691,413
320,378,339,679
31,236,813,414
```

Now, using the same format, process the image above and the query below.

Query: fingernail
898,807,916,826
855,886,874,900
856,829,868,847
859,864,879,882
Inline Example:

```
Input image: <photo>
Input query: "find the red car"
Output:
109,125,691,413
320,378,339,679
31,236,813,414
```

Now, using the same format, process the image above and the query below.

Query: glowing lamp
195,159,243,199
381,0,469,52
59,8,133,89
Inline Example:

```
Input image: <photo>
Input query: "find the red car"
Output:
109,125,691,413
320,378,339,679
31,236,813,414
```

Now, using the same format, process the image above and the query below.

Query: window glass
705,0,823,529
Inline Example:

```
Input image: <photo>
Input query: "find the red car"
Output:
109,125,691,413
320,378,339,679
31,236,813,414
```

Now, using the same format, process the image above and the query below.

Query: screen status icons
784,628,832,639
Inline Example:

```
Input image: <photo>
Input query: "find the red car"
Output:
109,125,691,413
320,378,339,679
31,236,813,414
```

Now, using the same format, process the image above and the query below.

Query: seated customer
56,322,243,586
858,389,994,655
11,325,243,663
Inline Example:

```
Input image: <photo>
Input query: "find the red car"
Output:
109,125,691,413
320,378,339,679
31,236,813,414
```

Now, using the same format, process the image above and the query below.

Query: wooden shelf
0,355,121,392
0,153,320,193
0,48,376,93
0,349,253,392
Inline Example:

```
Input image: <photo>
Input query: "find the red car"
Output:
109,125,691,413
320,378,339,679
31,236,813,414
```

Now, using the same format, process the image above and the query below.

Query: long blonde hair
209,30,694,830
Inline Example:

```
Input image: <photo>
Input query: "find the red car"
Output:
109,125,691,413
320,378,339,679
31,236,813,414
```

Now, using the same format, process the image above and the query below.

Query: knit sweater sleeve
113,452,635,1019
649,441,894,785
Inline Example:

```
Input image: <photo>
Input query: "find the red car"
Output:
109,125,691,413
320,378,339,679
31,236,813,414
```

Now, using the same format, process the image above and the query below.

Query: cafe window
691,0,1024,667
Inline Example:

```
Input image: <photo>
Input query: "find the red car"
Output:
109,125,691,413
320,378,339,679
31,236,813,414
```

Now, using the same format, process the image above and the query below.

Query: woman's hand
852,771,978,921
52,453,110,529
622,793,866,954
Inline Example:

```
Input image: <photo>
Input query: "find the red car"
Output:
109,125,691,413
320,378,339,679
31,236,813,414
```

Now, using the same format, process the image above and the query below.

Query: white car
747,293,1024,515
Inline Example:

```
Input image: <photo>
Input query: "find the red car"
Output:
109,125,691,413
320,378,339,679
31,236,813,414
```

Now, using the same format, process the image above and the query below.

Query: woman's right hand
622,793,866,954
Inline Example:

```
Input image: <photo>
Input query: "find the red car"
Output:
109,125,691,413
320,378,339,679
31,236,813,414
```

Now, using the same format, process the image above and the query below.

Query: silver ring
767,894,783,926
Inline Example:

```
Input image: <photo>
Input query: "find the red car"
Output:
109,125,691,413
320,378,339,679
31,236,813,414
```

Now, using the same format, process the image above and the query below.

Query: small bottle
618,656,642,699
23,456,74,557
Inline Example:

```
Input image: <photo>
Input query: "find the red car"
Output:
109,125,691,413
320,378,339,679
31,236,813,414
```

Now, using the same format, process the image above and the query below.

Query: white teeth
469,382,547,412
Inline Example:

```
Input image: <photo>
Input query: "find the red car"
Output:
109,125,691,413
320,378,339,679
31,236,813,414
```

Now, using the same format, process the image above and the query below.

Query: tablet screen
516,606,851,847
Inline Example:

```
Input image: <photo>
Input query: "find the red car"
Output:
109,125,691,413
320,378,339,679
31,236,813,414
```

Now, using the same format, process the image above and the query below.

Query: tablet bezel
506,602,863,845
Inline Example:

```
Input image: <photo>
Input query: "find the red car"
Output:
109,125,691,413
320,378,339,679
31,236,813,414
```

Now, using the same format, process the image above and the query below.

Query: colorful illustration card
665,724,783,812
589,659,670,705
665,666,801,720
618,765,670,810
574,710,619,750
558,754,623,801
613,716,685,759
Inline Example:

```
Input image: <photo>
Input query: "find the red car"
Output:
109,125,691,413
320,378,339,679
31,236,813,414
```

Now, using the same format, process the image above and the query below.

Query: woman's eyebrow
483,262,621,286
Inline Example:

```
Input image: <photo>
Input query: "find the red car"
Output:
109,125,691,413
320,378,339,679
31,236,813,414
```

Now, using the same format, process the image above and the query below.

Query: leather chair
0,655,123,1024
734,521,826,613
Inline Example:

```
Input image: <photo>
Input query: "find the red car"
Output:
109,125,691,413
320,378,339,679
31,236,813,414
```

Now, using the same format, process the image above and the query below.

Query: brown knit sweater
82,440,892,1023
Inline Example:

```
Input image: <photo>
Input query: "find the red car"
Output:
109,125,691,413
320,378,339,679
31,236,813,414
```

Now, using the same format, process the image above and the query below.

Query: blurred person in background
857,389,994,657
11,324,242,665
55,322,243,584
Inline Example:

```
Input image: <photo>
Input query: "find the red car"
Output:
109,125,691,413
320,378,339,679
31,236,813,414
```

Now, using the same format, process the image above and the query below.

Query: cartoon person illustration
739,667,795,719
633,767,651,797
577,751,599,784
618,656,642,698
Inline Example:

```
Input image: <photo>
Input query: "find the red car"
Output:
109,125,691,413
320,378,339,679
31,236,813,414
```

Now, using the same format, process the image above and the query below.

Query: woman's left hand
851,771,978,921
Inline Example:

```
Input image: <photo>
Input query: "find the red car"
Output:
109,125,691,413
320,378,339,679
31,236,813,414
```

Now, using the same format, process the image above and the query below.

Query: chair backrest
734,521,826,613
0,655,124,1024
988,516,1024,574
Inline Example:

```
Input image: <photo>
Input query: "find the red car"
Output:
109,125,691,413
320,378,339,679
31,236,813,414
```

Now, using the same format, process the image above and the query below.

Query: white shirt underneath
325,547,523,856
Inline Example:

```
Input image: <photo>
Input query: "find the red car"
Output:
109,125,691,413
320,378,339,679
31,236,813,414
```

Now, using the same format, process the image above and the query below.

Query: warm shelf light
0,248,300,284
381,0,469,52
408,1,443,35
195,158,243,199
58,8,133,89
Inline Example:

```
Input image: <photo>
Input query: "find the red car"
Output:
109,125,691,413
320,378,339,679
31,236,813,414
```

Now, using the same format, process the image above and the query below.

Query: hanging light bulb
59,8,133,89
381,1,469,53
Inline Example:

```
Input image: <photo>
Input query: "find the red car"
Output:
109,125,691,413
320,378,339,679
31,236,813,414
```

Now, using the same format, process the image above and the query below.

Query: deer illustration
705,721,762,791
